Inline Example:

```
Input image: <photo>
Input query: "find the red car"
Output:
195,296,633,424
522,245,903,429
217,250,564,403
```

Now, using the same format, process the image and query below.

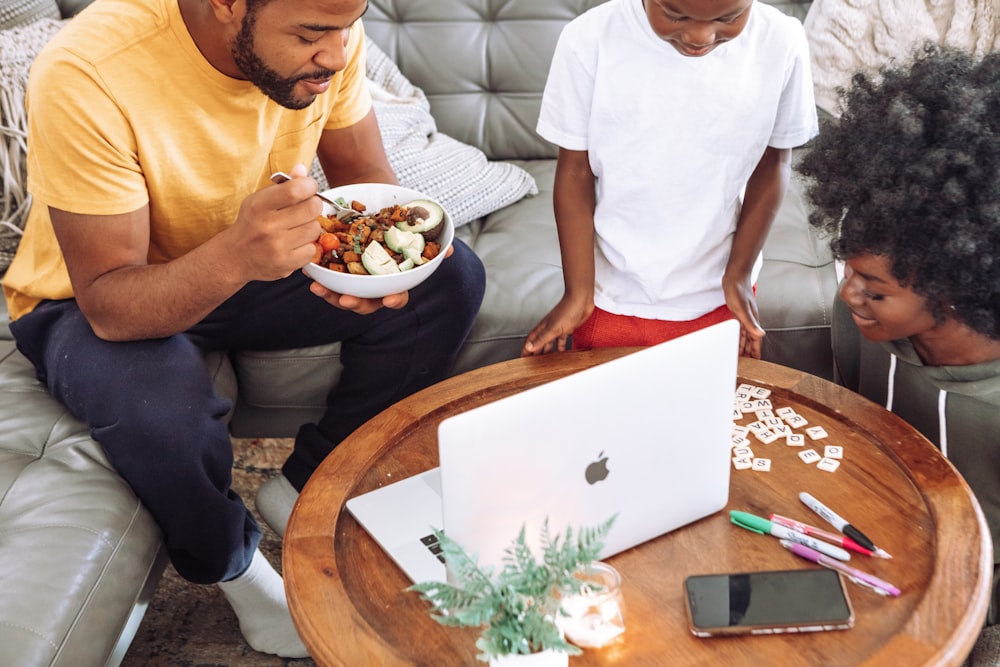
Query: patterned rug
120,437,316,667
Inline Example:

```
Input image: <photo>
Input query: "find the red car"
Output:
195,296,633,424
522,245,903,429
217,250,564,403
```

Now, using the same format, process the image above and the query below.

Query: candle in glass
558,561,625,648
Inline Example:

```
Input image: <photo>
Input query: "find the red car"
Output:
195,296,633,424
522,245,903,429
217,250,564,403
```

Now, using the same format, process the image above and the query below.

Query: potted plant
408,515,618,666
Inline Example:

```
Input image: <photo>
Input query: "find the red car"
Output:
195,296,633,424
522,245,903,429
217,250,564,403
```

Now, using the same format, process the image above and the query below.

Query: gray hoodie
833,298,1000,623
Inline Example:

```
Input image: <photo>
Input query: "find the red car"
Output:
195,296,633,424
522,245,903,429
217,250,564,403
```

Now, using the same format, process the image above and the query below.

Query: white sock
217,548,309,658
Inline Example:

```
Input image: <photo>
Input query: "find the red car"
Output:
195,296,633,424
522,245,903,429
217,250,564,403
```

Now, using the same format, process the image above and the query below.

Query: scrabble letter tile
817,458,841,472
805,426,829,440
772,424,792,438
798,449,822,464
786,414,809,428
755,430,779,444
823,445,844,460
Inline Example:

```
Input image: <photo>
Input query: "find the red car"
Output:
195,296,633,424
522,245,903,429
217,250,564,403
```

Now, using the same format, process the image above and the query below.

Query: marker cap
729,510,771,534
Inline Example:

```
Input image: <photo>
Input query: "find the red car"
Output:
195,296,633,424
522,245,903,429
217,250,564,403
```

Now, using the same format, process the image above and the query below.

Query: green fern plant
408,514,617,662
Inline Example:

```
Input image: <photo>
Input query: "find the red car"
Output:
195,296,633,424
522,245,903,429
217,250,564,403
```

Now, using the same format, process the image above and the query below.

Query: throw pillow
0,17,66,272
805,0,1000,117
0,0,59,30
311,39,538,227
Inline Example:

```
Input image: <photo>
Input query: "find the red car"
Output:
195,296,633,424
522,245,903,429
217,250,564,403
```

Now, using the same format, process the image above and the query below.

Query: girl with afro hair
798,43,1000,635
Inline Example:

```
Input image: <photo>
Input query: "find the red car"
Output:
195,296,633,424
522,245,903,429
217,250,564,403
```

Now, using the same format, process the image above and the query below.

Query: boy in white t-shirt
521,0,818,357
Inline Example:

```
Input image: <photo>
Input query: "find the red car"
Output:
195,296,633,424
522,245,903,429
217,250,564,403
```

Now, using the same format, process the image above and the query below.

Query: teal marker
730,510,852,561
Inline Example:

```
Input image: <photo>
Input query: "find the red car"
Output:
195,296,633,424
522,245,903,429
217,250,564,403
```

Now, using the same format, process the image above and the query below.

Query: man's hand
309,282,409,313
227,163,325,284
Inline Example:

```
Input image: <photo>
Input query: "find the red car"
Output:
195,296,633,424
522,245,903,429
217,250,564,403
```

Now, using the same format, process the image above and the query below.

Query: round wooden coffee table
283,351,991,666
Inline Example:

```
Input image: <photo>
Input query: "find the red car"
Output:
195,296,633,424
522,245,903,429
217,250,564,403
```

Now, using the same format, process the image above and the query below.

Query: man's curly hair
797,43,1000,340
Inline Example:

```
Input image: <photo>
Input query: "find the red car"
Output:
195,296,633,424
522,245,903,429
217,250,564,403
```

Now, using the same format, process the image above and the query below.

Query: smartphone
683,568,854,637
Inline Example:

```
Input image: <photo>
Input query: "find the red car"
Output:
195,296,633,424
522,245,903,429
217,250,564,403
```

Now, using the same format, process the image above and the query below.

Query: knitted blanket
0,17,65,272
806,0,1000,116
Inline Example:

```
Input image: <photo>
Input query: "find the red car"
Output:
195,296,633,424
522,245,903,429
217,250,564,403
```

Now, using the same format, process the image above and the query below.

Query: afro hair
797,43,1000,340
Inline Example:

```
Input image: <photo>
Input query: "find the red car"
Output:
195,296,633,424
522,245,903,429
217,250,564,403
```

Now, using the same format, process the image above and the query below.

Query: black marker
799,491,892,559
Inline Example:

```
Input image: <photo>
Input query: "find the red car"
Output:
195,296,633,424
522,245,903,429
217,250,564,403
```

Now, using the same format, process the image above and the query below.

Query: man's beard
231,12,335,110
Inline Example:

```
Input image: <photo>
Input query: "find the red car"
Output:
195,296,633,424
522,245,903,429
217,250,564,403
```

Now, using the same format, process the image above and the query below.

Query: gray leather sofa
0,0,831,664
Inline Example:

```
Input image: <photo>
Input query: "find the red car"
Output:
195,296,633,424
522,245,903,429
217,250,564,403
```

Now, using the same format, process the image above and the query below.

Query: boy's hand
522,296,593,356
723,278,764,358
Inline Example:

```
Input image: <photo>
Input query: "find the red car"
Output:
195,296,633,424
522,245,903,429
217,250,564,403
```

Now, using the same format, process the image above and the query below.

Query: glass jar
558,561,626,648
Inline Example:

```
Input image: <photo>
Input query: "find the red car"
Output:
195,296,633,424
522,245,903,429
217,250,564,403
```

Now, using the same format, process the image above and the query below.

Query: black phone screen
684,569,853,635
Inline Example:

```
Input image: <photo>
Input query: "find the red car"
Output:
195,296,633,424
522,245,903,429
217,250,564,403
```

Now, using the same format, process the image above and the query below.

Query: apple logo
585,451,610,485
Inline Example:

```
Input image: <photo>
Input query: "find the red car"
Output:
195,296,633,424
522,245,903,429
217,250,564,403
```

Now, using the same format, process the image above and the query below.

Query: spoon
269,171,361,222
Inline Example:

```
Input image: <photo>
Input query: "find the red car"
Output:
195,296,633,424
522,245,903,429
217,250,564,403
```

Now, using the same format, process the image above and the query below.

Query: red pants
572,304,734,350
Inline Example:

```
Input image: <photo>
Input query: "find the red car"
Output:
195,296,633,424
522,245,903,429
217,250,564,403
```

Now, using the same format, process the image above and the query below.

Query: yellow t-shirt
3,0,371,320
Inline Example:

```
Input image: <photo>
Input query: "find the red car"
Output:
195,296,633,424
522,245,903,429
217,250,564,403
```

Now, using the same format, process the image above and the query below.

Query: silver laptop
346,319,739,584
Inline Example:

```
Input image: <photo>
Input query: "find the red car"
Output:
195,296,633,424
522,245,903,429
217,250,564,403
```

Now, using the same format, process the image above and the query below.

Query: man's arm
52,175,324,341
316,108,397,187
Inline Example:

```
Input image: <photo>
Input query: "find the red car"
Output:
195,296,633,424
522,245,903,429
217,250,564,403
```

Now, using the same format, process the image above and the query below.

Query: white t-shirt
537,0,818,320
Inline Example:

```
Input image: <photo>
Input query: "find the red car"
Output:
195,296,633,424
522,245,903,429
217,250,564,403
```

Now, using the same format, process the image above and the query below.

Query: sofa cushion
452,159,562,371
763,0,812,21
54,0,90,18
0,345,166,667
363,0,609,162
756,150,837,379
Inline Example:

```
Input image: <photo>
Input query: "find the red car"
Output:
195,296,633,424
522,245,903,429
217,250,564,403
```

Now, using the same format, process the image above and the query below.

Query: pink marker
780,540,901,597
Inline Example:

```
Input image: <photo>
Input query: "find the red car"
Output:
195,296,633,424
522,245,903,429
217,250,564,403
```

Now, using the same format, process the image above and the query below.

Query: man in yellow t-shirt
1,0,485,657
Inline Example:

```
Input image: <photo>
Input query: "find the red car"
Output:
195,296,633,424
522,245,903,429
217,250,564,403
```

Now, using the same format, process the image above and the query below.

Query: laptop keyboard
420,533,446,563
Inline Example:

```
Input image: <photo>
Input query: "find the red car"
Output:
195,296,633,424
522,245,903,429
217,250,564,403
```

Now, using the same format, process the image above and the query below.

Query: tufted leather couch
0,0,831,664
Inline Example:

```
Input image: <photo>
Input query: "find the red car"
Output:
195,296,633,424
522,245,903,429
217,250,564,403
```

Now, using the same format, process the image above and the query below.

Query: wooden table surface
283,350,992,667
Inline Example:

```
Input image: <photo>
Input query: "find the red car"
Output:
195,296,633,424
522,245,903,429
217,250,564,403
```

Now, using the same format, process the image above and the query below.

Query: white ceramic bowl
303,183,454,299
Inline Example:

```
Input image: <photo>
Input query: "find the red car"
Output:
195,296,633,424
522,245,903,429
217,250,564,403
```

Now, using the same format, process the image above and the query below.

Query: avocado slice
361,241,401,275
396,199,445,241
384,225,425,256
401,247,425,266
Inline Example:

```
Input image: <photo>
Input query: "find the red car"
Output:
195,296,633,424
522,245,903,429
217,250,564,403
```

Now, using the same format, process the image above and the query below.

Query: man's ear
205,0,244,26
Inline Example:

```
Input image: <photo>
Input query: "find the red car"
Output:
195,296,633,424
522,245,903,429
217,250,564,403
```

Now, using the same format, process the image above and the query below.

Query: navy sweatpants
10,240,485,583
